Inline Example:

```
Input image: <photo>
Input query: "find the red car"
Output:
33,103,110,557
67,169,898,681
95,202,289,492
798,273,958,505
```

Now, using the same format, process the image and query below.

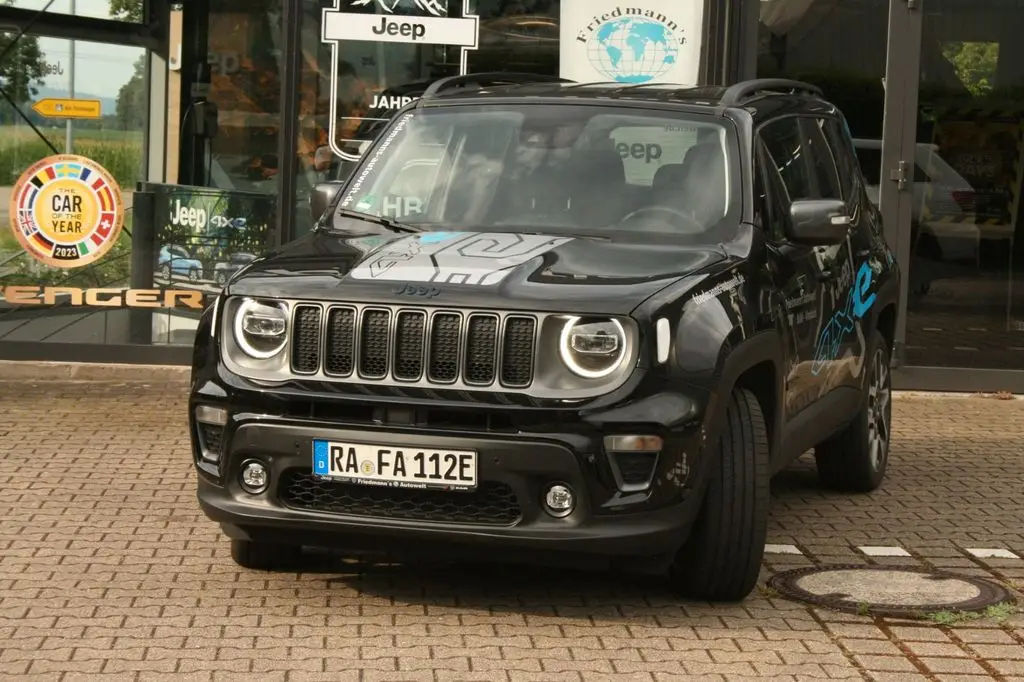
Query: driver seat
676,142,729,227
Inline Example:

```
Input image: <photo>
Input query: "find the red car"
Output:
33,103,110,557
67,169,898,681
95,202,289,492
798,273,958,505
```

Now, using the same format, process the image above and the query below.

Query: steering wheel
620,206,705,233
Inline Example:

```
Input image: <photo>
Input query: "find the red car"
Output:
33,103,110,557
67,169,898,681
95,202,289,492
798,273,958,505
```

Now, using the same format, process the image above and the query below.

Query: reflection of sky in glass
5,0,138,99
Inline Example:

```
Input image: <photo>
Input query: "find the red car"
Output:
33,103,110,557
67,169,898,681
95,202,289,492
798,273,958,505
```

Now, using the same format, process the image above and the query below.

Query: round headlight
558,316,627,379
233,298,288,359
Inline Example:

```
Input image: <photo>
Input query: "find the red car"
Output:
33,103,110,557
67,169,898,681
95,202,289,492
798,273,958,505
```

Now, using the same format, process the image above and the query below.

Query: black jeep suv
189,75,900,601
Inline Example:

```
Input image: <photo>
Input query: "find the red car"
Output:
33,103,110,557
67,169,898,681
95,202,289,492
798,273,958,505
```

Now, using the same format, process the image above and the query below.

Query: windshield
334,104,737,238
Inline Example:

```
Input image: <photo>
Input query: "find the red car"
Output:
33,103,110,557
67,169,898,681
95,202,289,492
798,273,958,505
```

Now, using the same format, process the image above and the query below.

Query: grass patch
922,602,1017,626
0,125,144,190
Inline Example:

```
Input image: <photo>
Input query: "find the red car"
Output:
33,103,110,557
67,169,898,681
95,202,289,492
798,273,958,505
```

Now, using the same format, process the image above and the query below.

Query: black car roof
410,74,828,119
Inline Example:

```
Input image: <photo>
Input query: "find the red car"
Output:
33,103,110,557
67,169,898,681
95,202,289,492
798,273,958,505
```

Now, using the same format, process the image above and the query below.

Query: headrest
682,142,726,178
652,163,687,190
570,146,625,185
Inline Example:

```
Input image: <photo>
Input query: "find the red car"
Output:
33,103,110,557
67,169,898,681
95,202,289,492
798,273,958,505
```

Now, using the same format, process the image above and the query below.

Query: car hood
227,229,729,315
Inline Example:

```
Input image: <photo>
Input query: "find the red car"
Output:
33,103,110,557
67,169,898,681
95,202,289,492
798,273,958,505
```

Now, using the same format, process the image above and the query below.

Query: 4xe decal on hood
348,232,572,285
811,261,878,376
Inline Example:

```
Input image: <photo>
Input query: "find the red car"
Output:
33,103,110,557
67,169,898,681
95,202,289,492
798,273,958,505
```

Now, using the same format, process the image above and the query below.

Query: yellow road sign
31,98,102,120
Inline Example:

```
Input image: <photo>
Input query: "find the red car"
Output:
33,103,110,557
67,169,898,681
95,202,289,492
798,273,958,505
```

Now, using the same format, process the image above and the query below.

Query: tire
668,387,770,601
215,273,227,286
189,268,200,283
230,538,303,571
814,329,892,493
159,265,171,281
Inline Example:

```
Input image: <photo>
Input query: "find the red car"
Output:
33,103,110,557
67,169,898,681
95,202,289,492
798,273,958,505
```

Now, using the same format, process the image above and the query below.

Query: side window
755,141,789,242
821,117,863,201
760,118,813,202
801,117,843,200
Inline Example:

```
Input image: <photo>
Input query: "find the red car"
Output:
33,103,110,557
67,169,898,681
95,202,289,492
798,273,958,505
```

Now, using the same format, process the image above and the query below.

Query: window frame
799,117,844,201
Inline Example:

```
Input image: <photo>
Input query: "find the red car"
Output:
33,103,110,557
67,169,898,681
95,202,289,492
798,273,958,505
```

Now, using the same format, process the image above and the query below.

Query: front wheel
667,387,770,601
814,329,892,492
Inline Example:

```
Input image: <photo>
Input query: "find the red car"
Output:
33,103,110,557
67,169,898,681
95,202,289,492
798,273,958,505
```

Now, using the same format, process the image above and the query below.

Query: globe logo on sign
586,16,679,84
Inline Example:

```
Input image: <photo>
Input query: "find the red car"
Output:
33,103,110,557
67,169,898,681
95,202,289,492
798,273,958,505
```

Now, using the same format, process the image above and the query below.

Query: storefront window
0,17,149,347
204,0,283,194
905,1,1024,369
291,0,563,237
5,0,144,22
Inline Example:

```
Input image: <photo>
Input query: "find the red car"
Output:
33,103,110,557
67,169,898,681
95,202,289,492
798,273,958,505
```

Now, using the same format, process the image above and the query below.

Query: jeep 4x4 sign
322,0,479,162
322,0,479,47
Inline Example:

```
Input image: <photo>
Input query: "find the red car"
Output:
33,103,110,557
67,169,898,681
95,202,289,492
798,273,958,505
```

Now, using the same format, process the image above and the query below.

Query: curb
0,360,191,383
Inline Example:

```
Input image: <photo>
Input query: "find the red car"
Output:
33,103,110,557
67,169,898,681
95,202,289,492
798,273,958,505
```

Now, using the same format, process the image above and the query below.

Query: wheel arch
705,330,785,468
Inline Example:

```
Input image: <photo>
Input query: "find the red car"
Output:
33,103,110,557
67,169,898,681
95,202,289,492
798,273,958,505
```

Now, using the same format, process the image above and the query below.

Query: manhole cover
767,564,1015,618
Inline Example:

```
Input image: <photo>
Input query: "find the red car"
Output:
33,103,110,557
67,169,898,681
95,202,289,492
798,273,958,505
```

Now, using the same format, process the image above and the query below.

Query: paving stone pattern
1,379,1023,681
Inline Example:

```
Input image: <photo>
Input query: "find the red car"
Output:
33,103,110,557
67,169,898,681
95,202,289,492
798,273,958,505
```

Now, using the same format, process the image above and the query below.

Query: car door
818,114,886,388
757,117,841,422
794,115,863,392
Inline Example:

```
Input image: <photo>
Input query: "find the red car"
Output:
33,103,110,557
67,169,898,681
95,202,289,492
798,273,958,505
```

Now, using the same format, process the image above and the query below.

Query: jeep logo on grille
393,284,440,298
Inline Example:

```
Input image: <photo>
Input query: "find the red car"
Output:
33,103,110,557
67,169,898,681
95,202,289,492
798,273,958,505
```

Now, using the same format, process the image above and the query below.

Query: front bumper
191,389,711,567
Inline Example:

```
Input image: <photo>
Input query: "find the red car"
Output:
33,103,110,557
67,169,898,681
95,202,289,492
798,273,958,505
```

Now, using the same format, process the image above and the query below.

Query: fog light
195,405,229,425
543,483,575,518
240,460,269,494
604,434,662,452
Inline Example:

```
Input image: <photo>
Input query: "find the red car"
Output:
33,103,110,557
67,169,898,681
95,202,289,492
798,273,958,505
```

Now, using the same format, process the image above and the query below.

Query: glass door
893,0,1024,376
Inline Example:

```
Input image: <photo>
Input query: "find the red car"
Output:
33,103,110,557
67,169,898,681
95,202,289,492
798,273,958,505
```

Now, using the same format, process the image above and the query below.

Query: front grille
612,452,658,487
291,305,323,374
289,304,538,389
197,423,223,461
359,309,391,379
279,470,521,525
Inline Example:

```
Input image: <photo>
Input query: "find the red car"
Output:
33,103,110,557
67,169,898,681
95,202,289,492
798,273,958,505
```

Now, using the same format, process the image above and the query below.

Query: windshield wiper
331,208,422,234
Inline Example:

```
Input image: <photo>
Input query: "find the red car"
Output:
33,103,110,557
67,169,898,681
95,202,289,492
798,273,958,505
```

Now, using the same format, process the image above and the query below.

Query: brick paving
1,378,1023,681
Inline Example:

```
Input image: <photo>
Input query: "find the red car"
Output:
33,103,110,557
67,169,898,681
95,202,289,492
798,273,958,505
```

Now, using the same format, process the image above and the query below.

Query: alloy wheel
866,347,891,471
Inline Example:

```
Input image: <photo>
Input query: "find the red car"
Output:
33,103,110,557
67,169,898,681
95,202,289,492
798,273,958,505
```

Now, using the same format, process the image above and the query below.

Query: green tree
109,0,144,22
941,41,999,97
115,55,148,130
0,0,48,105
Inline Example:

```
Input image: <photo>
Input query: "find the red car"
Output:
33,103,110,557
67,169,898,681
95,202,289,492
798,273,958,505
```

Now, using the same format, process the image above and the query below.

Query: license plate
312,439,477,491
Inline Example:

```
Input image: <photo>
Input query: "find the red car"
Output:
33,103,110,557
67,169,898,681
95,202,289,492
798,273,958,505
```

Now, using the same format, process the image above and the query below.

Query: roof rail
719,78,823,106
421,72,574,98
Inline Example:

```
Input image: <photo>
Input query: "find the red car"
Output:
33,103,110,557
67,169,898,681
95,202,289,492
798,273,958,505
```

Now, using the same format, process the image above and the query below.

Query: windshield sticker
348,232,572,285
340,113,414,210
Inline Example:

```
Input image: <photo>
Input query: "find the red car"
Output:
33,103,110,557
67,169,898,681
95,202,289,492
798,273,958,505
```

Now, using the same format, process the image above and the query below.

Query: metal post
128,185,156,345
275,0,303,248
65,0,75,153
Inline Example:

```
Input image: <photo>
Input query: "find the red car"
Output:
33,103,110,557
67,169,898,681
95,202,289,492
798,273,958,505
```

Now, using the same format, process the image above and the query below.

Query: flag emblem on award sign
8,154,125,269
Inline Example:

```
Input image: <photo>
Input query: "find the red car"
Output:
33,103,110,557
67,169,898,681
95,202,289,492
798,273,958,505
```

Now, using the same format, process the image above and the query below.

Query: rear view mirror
310,181,345,223
787,199,850,246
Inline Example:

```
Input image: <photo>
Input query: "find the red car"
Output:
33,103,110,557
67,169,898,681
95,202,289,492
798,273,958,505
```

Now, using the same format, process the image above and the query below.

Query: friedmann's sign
559,1,704,86
322,0,479,161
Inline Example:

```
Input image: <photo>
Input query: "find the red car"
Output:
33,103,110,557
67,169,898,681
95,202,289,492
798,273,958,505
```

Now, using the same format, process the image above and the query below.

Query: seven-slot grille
289,304,537,389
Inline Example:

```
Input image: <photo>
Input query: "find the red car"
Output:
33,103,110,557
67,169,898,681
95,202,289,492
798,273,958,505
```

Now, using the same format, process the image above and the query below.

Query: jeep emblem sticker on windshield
349,232,572,286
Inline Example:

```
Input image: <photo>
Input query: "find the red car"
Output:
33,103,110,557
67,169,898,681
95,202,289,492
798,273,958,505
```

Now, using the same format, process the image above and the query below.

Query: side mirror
310,181,345,223
787,199,850,246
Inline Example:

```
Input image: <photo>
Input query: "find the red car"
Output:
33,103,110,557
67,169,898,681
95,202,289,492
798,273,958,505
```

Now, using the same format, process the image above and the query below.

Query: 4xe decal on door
811,261,878,376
